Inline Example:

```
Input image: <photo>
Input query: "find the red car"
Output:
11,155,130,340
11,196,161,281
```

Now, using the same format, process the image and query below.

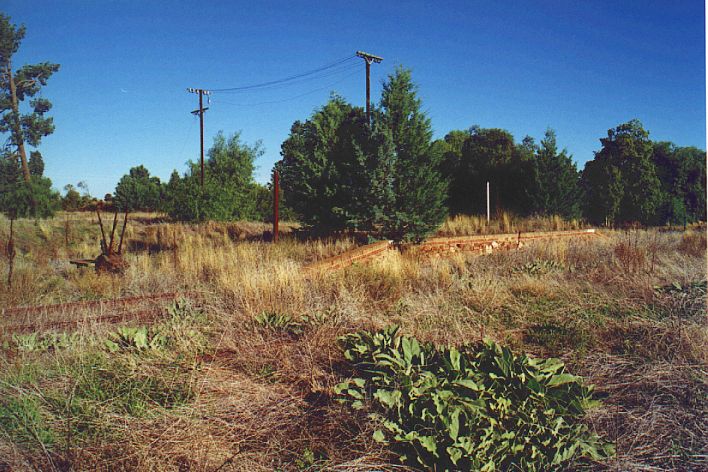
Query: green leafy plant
335,326,613,471
104,326,166,352
12,331,80,352
512,260,564,276
255,311,328,335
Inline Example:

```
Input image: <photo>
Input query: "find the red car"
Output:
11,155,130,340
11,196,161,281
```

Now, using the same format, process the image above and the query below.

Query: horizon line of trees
1,6,704,240
105,69,705,240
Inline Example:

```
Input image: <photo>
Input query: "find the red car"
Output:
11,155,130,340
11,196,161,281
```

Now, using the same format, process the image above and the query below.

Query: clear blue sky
4,0,706,197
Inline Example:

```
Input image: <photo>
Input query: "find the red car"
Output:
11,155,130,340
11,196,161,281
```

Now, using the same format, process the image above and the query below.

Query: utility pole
187,88,211,188
356,51,383,124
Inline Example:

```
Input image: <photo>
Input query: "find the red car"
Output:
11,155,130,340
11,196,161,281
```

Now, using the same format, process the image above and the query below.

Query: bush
335,326,613,471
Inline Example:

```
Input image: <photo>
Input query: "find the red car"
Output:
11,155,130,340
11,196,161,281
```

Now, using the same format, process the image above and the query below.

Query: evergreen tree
532,129,582,218
28,150,44,176
0,14,60,220
278,95,355,232
380,67,447,240
114,165,163,211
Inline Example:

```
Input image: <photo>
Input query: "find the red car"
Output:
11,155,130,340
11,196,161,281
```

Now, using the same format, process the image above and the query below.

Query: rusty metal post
117,211,129,254
273,170,279,242
6,217,15,288
96,208,108,254
108,211,118,255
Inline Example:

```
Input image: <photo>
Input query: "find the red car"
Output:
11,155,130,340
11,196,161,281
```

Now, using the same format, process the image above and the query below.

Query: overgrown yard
0,214,706,470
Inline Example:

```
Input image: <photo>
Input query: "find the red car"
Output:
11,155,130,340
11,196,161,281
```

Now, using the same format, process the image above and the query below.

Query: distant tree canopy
163,131,269,222
277,68,447,241
61,182,94,211
114,165,162,211
0,13,61,220
440,127,581,219
580,119,703,226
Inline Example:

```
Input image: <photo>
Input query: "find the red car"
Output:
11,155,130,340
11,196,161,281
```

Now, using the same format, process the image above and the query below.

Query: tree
380,67,447,240
0,14,60,185
28,150,43,176
652,142,706,224
61,183,81,211
443,127,535,216
582,120,662,225
278,95,356,232
0,14,60,224
164,131,263,221
114,165,162,211
531,129,582,218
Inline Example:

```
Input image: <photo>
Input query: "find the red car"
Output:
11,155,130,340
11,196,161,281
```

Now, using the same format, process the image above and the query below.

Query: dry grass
0,213,706,471
437,212,584,236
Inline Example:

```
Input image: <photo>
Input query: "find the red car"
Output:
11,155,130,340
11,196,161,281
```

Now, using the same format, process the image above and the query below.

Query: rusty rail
304,240,393,273
304,229,598,272
1,291,201,335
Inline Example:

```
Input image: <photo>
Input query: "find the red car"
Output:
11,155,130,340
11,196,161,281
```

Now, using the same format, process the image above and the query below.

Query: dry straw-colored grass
0,213,706,470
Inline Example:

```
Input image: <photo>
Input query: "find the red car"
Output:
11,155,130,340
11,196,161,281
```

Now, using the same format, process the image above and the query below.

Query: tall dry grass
0,213,706,470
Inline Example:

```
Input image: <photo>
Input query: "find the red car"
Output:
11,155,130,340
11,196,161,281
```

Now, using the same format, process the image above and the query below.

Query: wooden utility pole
272,170,280,242
356,51,383,124
187,88,211,188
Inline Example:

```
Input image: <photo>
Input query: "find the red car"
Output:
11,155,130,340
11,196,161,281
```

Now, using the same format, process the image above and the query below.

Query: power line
207,54,357,93
210,68,360,107
211,62,360,95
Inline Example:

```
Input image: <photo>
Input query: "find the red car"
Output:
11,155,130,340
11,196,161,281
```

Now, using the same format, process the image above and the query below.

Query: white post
486,181,490,223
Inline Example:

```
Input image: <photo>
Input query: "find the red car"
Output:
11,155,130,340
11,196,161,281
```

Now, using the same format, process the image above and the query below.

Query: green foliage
380,67,448,241
63,353,195,422
0,14,60,219
28,150,44,176
278,96,369,233
582,120,663,225
335,326,613,471
0,153,60,218
652,142,706,224
278,69,446,241
113,164,163,211
512,259,564,276
531,129,582,219
0,395,55,448
255,311,327,335
104,326,166,352
12,331,80,352
441,126,536,217
164,131,264,221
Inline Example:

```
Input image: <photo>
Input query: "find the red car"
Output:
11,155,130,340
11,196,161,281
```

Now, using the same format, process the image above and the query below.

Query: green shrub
335,326,613,471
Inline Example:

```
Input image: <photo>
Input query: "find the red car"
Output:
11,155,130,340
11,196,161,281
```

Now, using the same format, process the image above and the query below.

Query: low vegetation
1,214,705,470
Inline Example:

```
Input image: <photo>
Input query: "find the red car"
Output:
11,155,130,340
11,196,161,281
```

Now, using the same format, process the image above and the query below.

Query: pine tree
532,129,582,218
0,14,60,219
380,67,447,241
277,96,355,233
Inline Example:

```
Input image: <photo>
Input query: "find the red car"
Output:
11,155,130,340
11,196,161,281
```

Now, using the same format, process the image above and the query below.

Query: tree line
0,13,705,240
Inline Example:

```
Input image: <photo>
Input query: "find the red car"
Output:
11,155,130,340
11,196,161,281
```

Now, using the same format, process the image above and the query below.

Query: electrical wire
210,68,360,107
207,54,357,93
